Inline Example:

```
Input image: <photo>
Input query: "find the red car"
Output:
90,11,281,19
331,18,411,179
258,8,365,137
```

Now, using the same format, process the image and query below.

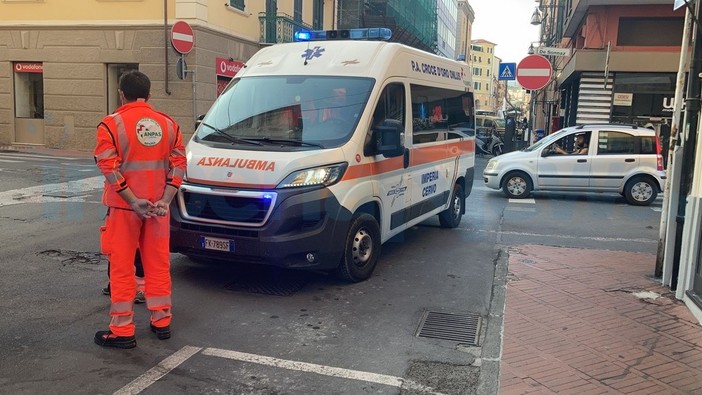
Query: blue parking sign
498,63,516,81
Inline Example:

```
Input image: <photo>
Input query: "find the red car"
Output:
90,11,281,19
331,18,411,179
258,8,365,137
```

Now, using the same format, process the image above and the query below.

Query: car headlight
277,163,348,188
485,159,498,172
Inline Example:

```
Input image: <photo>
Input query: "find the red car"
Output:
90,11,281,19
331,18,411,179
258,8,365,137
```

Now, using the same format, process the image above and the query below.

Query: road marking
113,346,202,395
0,159,22,163
508,198,535,204
201,347,445,394
0,152,83,160
0,175,103,206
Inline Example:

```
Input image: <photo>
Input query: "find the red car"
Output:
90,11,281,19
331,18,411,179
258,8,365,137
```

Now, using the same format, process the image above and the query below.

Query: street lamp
528,43,536,54
530,7,542,25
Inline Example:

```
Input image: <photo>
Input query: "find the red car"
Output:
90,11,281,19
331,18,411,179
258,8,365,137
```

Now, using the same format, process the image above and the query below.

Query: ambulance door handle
404,148,410,169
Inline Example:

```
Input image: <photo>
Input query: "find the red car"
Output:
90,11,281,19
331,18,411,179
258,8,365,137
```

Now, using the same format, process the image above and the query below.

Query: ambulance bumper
169,186,352,270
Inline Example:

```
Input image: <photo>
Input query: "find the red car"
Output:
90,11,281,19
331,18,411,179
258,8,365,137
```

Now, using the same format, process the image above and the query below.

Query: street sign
498,63,516,81
171,21,194,54
535,46,571,57
516,54,552,91
176,57,187,80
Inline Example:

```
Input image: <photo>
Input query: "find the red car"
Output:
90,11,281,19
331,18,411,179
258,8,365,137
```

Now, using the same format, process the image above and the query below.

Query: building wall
470,40,497,113
0,0,322,150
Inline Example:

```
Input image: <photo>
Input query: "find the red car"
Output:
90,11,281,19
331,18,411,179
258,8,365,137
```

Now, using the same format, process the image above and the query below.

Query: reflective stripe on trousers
104,208,172,336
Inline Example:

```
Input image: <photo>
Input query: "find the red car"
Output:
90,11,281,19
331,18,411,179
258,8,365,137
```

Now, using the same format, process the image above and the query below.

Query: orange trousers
101,207,172,337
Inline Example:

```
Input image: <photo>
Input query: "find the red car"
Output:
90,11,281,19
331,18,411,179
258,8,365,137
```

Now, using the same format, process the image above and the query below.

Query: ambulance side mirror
195,114,205,131
375,121,404,158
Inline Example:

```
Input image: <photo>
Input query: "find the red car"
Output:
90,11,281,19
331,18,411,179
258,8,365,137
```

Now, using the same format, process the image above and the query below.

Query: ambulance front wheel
336,213,381,282
439,183,464,228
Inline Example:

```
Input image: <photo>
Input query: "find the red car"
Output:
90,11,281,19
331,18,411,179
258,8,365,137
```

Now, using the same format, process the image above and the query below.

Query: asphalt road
0,151,662,394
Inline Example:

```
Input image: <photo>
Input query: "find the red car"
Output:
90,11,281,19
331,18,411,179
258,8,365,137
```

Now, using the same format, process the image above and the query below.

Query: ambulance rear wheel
439,183,464,228
336,213,381,282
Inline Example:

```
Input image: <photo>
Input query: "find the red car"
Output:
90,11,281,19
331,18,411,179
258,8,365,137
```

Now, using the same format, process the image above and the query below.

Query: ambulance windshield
195,76,374,150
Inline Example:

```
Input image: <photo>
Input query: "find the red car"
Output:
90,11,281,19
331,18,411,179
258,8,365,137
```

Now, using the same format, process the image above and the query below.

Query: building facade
469,39,498,113
0,0,329,150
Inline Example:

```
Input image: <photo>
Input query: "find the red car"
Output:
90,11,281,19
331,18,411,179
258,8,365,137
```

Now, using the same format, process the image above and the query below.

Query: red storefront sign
14,62,43,73
216,57,244,78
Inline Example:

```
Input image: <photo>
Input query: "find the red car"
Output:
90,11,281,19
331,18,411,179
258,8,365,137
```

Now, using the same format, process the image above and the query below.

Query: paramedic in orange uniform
93,70,186,349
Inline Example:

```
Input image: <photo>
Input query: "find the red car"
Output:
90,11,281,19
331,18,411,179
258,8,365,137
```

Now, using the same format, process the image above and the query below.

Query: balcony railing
259,13,313,44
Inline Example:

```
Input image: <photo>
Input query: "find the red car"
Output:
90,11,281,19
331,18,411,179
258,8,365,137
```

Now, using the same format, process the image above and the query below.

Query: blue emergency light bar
294,28,392,42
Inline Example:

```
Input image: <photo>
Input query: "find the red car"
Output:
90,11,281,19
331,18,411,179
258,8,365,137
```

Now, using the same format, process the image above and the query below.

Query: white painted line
0,159,22,163
202,347,445,395
0,153,82,160
508,198,535,204
651,207,662,212
113,345,202,395
0,175,103,207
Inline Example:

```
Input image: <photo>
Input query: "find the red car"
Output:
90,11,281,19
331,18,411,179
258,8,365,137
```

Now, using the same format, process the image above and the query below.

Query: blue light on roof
294,28,392,42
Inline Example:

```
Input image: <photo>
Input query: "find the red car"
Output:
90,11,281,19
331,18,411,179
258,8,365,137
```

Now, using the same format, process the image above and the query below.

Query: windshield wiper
244,137,325,149
200,122,263,146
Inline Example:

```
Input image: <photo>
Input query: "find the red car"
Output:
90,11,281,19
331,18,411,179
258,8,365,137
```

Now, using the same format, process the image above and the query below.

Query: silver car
483,124,666,205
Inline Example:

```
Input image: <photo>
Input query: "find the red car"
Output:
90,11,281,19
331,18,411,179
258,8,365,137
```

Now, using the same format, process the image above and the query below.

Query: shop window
13,62,44,119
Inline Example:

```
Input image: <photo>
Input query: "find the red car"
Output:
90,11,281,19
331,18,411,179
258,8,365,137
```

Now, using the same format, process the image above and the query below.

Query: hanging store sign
613,92,633,106
216,57,244,78
14,62,43,73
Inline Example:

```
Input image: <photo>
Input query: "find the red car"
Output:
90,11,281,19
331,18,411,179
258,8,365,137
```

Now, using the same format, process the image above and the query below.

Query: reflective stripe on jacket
94,101,186,209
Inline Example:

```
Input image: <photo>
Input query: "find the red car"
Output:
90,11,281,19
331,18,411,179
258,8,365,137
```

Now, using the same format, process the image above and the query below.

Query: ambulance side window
365,83,405,156
411,84,475,144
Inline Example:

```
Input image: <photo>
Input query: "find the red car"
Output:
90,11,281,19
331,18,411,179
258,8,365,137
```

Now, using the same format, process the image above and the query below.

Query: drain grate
415,311,482,345
223,269,311,296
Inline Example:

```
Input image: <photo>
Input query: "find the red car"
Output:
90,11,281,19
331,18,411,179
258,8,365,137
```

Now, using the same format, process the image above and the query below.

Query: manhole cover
223,269,311,296
415,311,482,345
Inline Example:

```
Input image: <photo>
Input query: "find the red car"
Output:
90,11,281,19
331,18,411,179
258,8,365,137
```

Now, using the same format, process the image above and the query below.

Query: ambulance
170,28,476,282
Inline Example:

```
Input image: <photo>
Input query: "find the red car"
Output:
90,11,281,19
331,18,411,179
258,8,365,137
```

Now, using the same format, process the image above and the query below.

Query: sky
470,0,542,64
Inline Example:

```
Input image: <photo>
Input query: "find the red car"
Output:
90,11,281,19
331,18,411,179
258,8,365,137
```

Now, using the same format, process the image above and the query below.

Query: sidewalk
500,245,702,394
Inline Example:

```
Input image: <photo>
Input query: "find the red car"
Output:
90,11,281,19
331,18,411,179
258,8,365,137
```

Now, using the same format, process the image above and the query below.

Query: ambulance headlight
277,163,348,188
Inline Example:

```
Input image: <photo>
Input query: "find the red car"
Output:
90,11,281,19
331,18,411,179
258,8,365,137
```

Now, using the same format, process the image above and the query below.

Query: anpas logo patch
135,118,163,147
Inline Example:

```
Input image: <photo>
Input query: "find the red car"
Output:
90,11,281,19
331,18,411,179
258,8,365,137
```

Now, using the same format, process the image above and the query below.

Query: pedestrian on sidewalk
93,70,186,349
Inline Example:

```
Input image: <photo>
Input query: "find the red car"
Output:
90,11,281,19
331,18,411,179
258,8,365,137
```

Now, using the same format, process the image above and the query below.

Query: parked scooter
476,128,504,156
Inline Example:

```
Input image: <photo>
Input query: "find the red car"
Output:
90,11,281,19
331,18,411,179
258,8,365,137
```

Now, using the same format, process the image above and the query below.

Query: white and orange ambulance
170,28,476,281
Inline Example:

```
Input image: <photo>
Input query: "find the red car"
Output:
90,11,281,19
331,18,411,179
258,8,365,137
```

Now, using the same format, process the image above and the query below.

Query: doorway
107,64,138,114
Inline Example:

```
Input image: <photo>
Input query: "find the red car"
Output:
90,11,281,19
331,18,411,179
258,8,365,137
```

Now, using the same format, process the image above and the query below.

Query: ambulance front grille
178,185,277,227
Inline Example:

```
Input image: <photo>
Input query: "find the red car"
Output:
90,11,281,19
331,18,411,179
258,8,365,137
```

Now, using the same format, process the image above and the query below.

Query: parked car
476,115,505,136
482,124,666,205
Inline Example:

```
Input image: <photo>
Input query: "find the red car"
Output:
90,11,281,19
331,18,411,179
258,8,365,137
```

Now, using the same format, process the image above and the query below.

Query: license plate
200,236,234,252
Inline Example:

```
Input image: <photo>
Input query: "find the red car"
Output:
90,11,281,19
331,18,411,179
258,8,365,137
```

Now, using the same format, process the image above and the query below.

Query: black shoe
94,330,136,349
102,286,110,296
150,324,171,340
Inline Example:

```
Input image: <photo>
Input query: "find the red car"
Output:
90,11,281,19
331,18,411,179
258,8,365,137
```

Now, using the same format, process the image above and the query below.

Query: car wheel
439,183,464,228
624,176,658,206
336,213,381,282
502,171,532,198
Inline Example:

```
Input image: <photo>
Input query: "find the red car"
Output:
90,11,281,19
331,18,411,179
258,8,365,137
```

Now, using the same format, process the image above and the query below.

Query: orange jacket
94,101,186,210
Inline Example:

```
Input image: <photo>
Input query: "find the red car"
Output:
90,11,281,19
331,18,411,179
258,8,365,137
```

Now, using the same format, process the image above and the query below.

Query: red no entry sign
516,55,552,90
171,21,194,54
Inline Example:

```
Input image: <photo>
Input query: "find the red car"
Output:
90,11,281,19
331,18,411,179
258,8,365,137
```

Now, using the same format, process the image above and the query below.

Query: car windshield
523,128,574,152
495,119,505,128
195,76,374,150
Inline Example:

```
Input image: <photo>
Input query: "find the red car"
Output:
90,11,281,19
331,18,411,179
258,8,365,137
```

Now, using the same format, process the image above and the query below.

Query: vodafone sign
216,57,244,78
14,62,43,73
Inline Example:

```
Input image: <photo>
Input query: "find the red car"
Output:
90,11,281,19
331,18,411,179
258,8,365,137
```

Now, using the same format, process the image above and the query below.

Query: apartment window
13,62,44,119
229,0,245,11
294,0,302,22
487,70,490,77
487,58,491,64
618,17,683,46
313,0,323,29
